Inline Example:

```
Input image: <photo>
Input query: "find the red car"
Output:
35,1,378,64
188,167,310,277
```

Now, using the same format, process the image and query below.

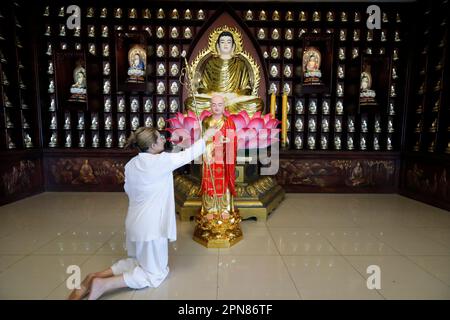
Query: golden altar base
174,173,285,223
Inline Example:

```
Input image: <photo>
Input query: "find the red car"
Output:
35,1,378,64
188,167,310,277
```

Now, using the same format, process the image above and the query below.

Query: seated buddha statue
184,26,264,117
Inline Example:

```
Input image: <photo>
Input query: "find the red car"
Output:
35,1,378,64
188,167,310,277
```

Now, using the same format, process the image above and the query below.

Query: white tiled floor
0,192,450,300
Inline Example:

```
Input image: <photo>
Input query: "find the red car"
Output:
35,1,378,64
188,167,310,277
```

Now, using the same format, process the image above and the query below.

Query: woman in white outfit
68,126,211,300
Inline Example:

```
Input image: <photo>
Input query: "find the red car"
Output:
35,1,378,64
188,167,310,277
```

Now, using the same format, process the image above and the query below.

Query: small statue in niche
145,116,153,128
321,136,328,150
92,134,99,148
50,116,57,129
334,136,341,150
144,99,152,112
127,45,146,83
104,115,112,130
118,98,126,112
68,62,87,102
103,80,111,94
118,133,126,148
131,116,139,130
131,98,139,112
302,47,322,85
103,62,110,76
359,67,377,106
49,132,57,147
105,134,113,148
24,133,33,148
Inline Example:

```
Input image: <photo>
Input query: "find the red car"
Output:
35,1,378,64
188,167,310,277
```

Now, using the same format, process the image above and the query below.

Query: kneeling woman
69,127,210,300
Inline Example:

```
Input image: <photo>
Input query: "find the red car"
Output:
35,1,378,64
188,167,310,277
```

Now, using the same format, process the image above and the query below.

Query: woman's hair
125,127,159,152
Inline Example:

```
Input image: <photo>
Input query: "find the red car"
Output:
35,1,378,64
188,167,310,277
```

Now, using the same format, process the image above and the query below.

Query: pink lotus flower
167,110,280,149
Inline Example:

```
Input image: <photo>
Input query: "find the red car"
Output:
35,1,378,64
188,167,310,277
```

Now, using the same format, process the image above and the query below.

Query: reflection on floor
0,192,450,300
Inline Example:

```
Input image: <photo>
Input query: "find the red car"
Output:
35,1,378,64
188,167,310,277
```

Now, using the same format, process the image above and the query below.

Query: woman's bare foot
87,278,108,300
68,273,96,300
87,275,127,300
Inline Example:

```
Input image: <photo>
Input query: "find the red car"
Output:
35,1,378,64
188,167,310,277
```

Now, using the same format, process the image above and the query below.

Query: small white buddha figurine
89,44,96,55
157,63,166,76
77,115,84,129
105,134,113,148
118,116,126,130
49,98,56,111
245,10,253,20
296,100,304,114
295,118,304,131
339,29,347,41
338,65,344,79
170,82,179,94
144,99,152,112
88,26,95,37
157,99,166,112
104,115,112,130
46,43,52,55
74,27,81,37
270,65,278,78
60,25,66,36
360,137,367,150
389,102,395,115
157,116,165,130
284,47,292,59
337,83,344,97
170,64,179,77
124,97,137,113
118,98,125,112
49,132,57,147
322,101,330,114
309,100,317,114
387,137,393,150
102,26,108,37
335,118,342,132
131,116,139,130
334,136,342,150
102,98,111,112
157,45,165,57
64,115,71,129
374,119,381,133
347,136,354,150
321,136,328,150
348,118,355,132
271,47,279,59
352,48,359,59
170,27,179,39
103,62,110,76
78,133,85,148
294,135,303,149
24,133,33,148
170,45,179,58
257,29,265,40
103,80,111,94
361,119,368,132
374,137,380,150
48,80,55,93
388,119,394,132
308,118,316,132
92,134,99,148
50,115,57,129
145,116,153,128
48,62,54,74
156,27,165,38
157,82,165,94
118,134,126,148
103,44,110,57
322,118,329,132
169,99,178,113
284,65,292,78
390,84,397,97
307,136,316,150
338,47,345,60
91,115,98,129
184,27,192,39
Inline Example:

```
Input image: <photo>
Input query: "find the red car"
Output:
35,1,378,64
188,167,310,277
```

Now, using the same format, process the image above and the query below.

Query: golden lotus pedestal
193,224,244,248
174,166,285,223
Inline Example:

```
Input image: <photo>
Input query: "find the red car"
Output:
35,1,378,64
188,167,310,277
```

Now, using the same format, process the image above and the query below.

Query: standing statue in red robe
194,95,243,247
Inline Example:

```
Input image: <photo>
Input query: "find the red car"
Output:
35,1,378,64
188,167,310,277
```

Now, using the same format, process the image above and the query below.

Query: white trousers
110,238,169,289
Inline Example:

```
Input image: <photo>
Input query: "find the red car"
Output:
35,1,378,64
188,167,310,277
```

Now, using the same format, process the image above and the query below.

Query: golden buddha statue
184,25,263,117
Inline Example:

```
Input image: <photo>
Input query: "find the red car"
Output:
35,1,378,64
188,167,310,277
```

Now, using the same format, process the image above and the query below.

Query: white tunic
124,139,205,242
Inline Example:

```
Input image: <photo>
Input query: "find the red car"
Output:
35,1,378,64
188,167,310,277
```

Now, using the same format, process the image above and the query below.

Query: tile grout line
319,231,387,300
266,226,303,300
